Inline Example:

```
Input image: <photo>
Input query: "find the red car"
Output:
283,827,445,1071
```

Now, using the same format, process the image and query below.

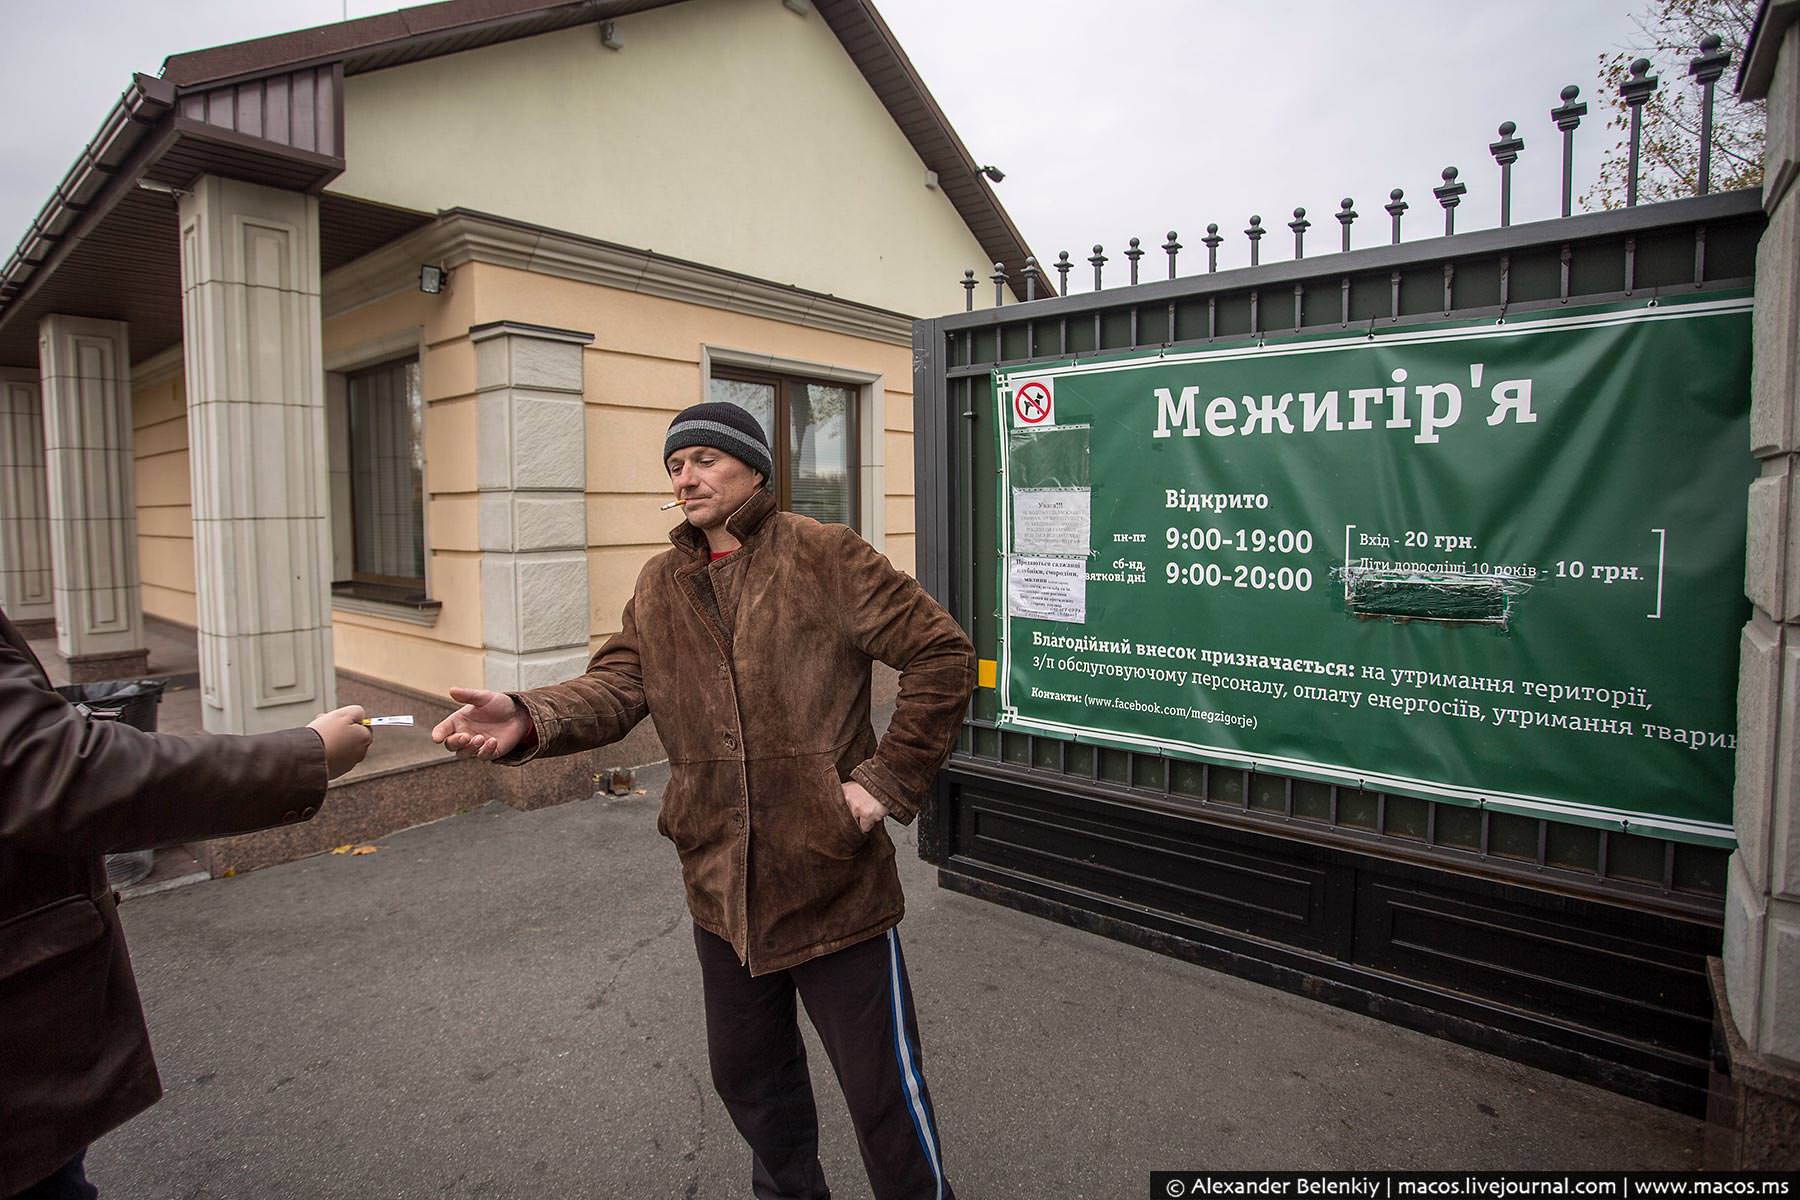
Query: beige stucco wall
330,0,994,320
132,364,196,627
321,258,915,693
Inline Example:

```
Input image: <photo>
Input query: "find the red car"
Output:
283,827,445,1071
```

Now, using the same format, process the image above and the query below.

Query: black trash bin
57,678,166,732
56,679,167,887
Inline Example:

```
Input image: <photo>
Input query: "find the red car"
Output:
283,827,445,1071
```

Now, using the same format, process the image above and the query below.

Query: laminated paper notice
1012,488,1090,556
1009,555,1087,624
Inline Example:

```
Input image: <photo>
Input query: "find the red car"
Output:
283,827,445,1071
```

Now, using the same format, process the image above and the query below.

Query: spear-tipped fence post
1622,58,1659,206
1489,121,1524,227
1163,230,1181,279
1336,198,1356,252
1126,237,1144,285
1551,84,1587,217
1246,215,1265,266
962,268,975,311
991,261,1007,307
1202,223,1222,273
1024,256,1038,301
1089,244,1107,291
1690,34,1731,195
1056,251,1071,296
1385,189,1407,244
1289,208,1310,259
1433,167,1465,235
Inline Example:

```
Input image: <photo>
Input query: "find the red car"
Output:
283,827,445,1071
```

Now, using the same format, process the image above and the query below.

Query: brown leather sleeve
0,631,329,857
838,526,976,824
503,595,650,764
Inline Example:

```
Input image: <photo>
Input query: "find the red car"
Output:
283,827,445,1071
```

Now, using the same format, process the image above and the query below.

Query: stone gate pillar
1720,0,1800,1168
178,175,334,733
37,316,147,680
0,367,55,636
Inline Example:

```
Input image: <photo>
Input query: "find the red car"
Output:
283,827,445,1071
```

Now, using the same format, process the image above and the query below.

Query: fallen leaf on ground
221,867,236,877
634,788,648,795
330,844,354,855
351,845,378,856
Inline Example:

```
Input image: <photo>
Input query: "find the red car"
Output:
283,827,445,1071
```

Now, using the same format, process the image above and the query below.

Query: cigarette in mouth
660,499,688,510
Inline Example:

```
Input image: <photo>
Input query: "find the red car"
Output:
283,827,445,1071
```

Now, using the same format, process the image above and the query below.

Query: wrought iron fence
959,39,1744,310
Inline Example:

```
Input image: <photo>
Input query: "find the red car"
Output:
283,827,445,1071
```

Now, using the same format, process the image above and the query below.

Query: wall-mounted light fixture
923,169,940,190
418,264,450,294
979,165,1006,183
599,20,622,49
781,0,813,14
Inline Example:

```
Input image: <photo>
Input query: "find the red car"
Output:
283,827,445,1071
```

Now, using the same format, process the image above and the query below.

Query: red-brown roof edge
160,0,623,87
823,0,1047,300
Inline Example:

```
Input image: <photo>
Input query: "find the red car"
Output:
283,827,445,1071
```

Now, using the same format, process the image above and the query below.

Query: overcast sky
0,0,1679,296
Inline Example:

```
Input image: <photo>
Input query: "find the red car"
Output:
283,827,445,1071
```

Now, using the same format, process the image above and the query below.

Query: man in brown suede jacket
0,606,372,1200
433,400,976,1200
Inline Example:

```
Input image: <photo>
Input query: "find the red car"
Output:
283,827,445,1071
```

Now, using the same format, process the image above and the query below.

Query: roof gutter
0,73,175,315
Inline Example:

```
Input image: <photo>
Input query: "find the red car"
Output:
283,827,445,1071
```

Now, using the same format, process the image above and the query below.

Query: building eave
325,207,917,345
0,75,174,318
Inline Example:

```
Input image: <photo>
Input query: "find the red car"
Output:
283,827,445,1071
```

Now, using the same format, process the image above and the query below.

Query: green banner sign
993,295,1753,844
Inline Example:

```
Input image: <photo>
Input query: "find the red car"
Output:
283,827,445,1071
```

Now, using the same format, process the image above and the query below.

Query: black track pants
694,924,954,1200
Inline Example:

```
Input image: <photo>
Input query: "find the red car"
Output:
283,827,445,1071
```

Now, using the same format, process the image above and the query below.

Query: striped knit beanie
664,402,774,482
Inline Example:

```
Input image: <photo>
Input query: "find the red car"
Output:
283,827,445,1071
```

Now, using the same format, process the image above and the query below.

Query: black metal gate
911,126,1764,1113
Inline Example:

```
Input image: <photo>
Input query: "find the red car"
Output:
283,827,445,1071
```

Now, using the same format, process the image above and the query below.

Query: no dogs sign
1012,379,1055,426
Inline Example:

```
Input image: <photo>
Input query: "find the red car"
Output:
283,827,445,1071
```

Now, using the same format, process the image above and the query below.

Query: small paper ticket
360,715,415,727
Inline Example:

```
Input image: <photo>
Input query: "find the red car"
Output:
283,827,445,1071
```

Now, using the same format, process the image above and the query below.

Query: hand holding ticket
306,705,373,779
359,715,415,727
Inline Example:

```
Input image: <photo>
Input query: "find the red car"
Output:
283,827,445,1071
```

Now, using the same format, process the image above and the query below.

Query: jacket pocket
0,895,106,982
656,766,688,844
817,759,870,859
0,893,131,1143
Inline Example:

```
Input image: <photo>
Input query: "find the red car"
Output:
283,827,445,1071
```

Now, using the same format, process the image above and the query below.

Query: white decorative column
1720,1,1800,1169
37,316,147,680
471,321,593,692
0,367,55,636
178,175,334,733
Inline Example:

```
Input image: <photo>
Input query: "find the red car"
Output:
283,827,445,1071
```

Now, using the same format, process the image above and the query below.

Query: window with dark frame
709,367,858,529
344,357,426,599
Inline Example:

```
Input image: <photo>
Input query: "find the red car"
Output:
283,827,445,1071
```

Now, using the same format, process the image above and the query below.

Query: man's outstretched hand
432,687,531,760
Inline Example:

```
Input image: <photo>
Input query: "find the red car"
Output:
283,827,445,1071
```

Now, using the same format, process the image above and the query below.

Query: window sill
331,584,441,627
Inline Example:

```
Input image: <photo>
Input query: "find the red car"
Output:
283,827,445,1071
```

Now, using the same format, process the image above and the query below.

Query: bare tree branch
1583,0,1764,210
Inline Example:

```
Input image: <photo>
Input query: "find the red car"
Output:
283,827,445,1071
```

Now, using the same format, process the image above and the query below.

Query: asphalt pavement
89,760,1703,1198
